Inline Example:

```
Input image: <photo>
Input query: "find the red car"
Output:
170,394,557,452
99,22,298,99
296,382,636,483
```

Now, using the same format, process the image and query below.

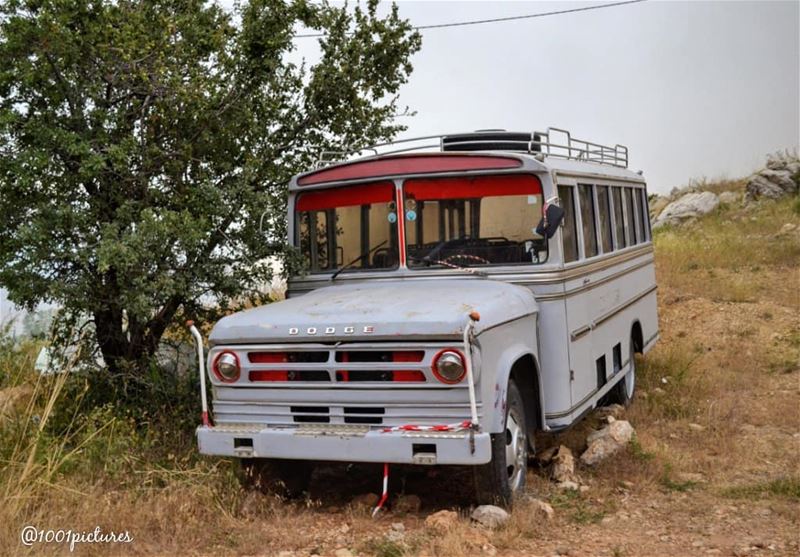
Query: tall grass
654,196,800,305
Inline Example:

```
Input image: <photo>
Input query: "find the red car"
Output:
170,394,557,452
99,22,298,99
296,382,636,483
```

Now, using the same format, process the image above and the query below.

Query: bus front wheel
473,379,527,508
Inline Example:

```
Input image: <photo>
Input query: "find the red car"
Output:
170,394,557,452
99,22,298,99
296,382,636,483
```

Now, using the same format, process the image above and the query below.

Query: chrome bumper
196,423,492,465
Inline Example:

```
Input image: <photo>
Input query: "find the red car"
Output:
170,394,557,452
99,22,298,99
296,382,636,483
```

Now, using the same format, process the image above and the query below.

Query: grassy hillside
1,192,798,557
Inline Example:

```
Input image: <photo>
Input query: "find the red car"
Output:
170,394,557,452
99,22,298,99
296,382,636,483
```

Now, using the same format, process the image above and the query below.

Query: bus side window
632,188,645,243
596,185,613,254
578,184,598,258
558,185,579,263
612,187,627,249
639,189,652,241
623,187,638,245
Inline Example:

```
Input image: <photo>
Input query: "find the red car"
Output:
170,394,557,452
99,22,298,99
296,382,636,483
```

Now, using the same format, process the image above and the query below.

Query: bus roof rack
314,128,629,169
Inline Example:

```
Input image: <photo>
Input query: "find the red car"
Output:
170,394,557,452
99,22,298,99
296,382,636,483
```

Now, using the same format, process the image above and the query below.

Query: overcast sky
291,0,799,194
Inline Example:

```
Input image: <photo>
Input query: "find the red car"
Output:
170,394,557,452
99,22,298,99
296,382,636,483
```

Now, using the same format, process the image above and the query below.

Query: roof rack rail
313,128,628,169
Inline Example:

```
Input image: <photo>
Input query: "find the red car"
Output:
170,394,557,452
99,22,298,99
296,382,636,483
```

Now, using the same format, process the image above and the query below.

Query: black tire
473,380,527,508
239,458,314,498
608,338,637,407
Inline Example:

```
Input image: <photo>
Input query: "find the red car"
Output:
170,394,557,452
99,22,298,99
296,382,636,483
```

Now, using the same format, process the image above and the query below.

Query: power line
294,0,648,39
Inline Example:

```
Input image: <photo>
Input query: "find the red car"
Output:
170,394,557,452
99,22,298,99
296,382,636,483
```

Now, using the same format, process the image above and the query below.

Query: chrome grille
209,342,479,428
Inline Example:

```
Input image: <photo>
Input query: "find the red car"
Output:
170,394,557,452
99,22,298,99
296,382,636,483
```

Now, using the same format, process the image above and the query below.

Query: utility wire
294,0,647,38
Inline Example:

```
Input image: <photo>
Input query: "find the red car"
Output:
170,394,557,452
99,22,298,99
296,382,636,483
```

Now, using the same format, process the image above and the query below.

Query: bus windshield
296,182,399,273
403,174,547,267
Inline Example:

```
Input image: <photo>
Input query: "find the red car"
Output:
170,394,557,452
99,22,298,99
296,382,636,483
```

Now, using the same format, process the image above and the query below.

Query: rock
760,169,798,193
688,423,706,432
752,177,791,199
386,529,405,544
536,445,559,465
390,522,405,532
580,420,635,466
555,546,573,556
471,505,510,529
718,191,740,205
595,404,625,420
776,223,799,236
333,550,354,557
482,543,497,556
526,498,555,520
424,510,459,531
393,494,421,513
556,480,580,491
653,191,719,228
551,445,578,483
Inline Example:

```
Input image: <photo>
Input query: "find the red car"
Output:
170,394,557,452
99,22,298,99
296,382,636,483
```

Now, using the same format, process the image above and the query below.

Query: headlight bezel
212,350,241,383
432,349,467,384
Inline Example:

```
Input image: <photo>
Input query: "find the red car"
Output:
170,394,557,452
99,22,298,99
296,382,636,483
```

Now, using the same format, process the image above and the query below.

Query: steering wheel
443,252,491,266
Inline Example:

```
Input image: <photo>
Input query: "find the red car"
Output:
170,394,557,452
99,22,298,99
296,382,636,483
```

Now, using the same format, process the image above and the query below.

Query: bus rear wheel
239,458,313,498
473,380,527,507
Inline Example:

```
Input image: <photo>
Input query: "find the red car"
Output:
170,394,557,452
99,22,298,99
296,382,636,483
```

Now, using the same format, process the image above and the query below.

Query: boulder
760,169,797,193
557,480,580,491
551,445,578,483
746,154,800,201
746,175,786,200
535,445,559,466
595,404,625,420
653,192,719,228
526,498,555,520
580,420,635,466
424,510,459,531
471,505,510,529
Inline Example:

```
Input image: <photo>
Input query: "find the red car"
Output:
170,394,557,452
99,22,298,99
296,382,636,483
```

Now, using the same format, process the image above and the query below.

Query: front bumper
196,423,492,465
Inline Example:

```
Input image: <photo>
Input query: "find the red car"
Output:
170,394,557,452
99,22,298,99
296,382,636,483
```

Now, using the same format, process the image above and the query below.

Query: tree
0,0,421,374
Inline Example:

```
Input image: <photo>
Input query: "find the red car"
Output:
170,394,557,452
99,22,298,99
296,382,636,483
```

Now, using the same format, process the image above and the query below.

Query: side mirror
535,203,565,239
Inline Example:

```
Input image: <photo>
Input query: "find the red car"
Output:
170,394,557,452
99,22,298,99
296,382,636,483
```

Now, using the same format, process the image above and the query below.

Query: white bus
191,128,659,506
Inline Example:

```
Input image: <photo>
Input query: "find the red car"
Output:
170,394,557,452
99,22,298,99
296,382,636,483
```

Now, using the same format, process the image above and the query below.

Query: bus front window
404,174,547,267
296,182,399,273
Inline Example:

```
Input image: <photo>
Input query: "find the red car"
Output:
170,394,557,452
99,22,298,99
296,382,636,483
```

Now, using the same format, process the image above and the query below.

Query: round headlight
213,351,240,382
433,350,466,384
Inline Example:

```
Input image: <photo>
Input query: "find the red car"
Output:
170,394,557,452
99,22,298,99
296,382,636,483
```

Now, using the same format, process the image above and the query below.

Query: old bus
189,128,659,506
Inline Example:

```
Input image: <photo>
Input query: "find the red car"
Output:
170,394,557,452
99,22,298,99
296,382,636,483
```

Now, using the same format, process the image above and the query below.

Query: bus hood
208,279,538,345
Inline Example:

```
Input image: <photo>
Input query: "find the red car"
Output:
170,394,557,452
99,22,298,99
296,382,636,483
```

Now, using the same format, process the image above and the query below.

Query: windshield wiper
407,254,489,278
330,240,388,280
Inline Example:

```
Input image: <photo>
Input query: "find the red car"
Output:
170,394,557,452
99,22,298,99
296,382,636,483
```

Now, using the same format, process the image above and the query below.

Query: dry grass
1,193,798,556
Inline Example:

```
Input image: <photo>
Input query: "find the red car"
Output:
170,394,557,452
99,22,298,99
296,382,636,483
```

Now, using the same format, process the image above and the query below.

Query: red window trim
297,155,522,186
404,174,542,201
295,181,395,212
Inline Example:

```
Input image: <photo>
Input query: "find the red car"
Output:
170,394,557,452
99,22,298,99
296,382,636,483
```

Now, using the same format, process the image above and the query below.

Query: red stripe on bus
295,182,395,211
297,155,521,186
404,174,542,201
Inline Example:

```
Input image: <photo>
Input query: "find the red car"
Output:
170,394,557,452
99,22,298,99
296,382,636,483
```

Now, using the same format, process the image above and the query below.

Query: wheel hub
505,410,526,491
